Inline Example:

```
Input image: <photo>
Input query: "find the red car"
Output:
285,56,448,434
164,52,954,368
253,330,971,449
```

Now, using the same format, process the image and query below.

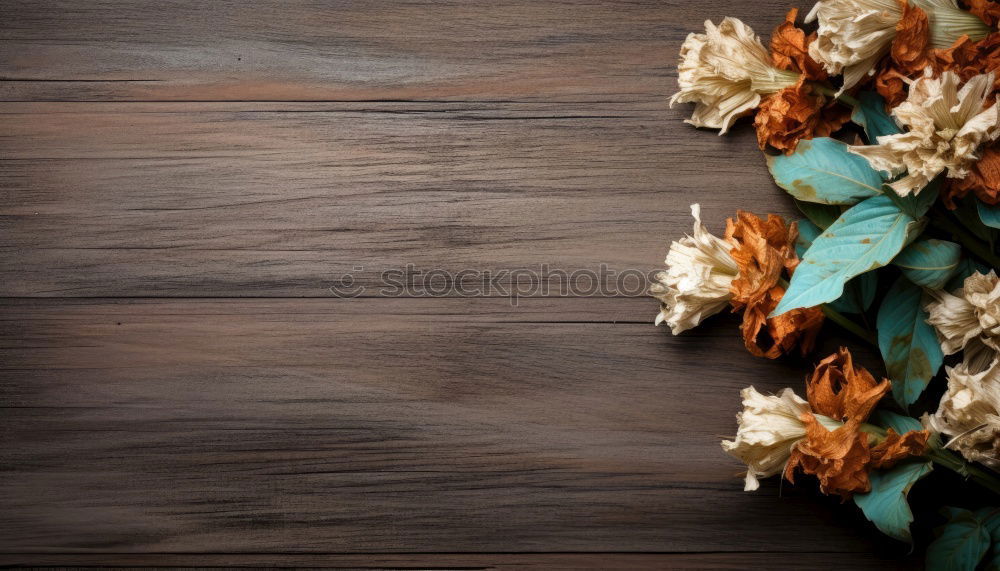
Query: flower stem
927,447,1000,497
811,84,860,107
821,305,877,347
928,208,1000,270
866,423,1000,496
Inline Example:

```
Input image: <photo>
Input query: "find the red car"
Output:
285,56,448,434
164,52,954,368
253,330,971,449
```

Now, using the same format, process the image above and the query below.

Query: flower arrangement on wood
660,1,1000,567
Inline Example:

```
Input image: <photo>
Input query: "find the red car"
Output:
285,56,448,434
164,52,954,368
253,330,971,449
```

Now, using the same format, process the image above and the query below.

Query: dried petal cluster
650,204,739,334
725,212,824,358
806,0,906,91
785,349,930,498
651,207,823,361
926,342,1000,468
723,349,930,498
943,142,1000,205
925,270,1000,354
670,17,800,134
670,12,848,153
721,386,816,491
875,16,1000,107
850,70,1000,196
808,0,993,97
754,9,852,153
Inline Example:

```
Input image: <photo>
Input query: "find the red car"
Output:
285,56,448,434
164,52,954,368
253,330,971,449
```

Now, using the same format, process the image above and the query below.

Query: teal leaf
772,195,922,316
852,91,902,141
794,200,842,230
870,410,924,434
828,272,877,314
854,461,932,542
885,175,941,219
767,138,885,205
979,200,1000,230
892,238,961,290
794,219,823,258
974,508,1000,571
974,507,1000,537
877,276,945,408
927,508,991,571
795,218,876,314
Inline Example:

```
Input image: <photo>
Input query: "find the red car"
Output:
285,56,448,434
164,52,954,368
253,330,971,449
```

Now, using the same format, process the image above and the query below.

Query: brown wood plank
0,552,916,569
0,101,787,297
0,1,912,567
0,297,897,556
0,0,793,102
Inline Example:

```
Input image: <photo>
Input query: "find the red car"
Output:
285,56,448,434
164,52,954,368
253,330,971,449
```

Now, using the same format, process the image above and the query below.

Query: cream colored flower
806,0,902,92
926,270,1000,354
806,0,991,93
670,17,800,134
850,70,1000,196
721,386,842,491
925,342,1000,469
650,204,739,334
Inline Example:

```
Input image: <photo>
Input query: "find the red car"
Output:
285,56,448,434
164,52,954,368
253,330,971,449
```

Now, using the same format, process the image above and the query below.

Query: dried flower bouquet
659,1,1000,567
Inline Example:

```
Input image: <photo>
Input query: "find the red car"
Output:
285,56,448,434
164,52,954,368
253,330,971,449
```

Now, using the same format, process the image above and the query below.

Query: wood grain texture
0,0,798,297
2,298,890,556
0,553,916,569
0,0,780,102
0,1,921,568
0,102,785,297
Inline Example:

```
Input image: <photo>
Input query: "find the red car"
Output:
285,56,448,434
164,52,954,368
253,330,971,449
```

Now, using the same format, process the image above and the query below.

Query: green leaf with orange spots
877,276,944,408
772,195,923,316
767,138,885,205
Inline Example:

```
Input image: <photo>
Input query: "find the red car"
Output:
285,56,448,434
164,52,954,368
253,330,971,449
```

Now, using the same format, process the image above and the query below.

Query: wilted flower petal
807,0,991,93
726,212,824,358
806,0,905,91
785,348,929,498
670,17,800,133
721,386,820,491
926,270,1000,354
724,349,929,496
925,342,1000,469
754,78,852,154
943,142,1000,206
650,204,739,334
850,70,1000,197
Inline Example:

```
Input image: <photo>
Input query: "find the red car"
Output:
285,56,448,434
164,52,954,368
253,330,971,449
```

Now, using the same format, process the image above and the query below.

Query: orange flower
892,0,932,74
943,142,1000,206
755,78,852,154
725,211,824,359
784,349,931,499
872,1,932,107
770,8,828,79
967,0,1000,27
933,33,1000,91
755,9,850,154
874,6,1000,109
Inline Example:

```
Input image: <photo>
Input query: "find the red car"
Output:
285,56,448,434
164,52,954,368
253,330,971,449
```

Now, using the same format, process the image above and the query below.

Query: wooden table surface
1,1,920,568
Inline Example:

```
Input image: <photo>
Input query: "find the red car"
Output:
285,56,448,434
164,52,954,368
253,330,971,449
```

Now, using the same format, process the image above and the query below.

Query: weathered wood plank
0,0,793,102
0,297,895,555
0,552,916,569
0,102,788,296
